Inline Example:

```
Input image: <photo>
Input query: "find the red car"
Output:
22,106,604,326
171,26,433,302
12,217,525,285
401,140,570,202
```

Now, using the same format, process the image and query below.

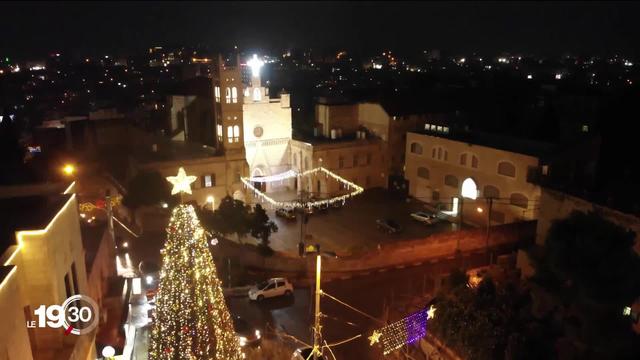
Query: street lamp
101,346,116,360
62,164,75,176
206,195,214,210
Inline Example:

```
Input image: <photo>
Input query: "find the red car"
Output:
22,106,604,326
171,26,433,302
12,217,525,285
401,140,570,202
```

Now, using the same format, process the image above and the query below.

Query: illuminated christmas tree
149,168,243,360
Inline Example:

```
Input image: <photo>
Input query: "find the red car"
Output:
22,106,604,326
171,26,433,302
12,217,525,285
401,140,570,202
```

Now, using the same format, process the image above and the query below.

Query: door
263,282,277,298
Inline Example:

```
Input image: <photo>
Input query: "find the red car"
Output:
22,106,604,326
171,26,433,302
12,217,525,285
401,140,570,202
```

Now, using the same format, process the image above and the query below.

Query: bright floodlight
461,178,478,200
62,164,75,176
146,275,153,285
247,54,264,77
206,195,214,203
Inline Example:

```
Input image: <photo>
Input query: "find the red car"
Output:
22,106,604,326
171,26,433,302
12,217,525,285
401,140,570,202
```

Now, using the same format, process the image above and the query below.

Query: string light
377,307,431,355
241,167,364,209
149,204,243,359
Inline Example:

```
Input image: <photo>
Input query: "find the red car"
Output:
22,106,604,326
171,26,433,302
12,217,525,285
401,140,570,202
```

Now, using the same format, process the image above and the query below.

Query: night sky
2,1,640,58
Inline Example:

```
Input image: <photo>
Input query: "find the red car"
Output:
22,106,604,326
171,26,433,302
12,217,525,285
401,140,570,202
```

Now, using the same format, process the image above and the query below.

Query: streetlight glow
62,164,75,176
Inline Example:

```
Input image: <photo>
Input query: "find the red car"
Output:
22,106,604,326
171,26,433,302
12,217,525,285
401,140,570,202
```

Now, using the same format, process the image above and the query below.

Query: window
432,191,440,201
253,87,261,101
202,174,215,188
339,156,344,169
410,142,423,155
444,174,458,188
461,153,479,168
510,193,528,209
425,123,431,130
437,148,442,159
497,161,516,177
217,124,223,139
582,124,589,132
417,167,430,179
443,127,450,134
227,126,233,143
443,150,448,161
483,185,500,199
225,87,231,103
215,86,220,103
233,125,240,142
231,87,238,103
431,148,436,158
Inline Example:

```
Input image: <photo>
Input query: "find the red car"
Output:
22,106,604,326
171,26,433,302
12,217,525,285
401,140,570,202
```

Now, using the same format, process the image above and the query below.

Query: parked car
248,278,294,301
376,218,402,234
292,347,324,360
233,316,262,347
410,211,442,225
276,208,296,220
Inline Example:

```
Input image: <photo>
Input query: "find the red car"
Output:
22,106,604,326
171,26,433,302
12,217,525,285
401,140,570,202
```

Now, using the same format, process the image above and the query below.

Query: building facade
404,131,543,226
0,187,96,360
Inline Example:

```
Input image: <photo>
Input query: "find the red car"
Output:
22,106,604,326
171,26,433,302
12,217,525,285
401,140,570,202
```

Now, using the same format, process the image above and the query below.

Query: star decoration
427,305,437,320
166,167,197,195
368,330,382,346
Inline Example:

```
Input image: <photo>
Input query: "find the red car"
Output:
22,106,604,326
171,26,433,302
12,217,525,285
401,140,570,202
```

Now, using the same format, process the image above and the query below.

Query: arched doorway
461,178,478,200
251,167,266,192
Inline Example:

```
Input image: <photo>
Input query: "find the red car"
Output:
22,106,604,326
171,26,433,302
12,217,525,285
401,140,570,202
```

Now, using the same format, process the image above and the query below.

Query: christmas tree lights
149,203,243,359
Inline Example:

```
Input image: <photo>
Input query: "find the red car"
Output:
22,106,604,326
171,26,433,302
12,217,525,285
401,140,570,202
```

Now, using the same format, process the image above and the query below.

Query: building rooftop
411,129,555,158
0,194,73,259
293,133,382,149
134,139,222,164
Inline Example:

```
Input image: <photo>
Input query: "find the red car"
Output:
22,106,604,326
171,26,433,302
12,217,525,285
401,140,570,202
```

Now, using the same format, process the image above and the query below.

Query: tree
249,204,278,255
206,195,251,241
540,210,640,306
122,170,173,220
149,204,243,360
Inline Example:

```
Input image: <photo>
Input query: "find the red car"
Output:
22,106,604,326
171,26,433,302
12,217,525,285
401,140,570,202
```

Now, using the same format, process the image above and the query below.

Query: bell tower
214,53,245,153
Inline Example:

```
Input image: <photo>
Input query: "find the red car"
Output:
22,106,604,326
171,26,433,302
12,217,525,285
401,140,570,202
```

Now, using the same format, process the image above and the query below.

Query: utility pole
313,254,322,360
486,197,494,265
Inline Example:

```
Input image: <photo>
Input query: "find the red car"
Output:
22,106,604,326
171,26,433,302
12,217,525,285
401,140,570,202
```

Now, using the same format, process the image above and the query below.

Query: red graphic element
95,199,106,209
64,326,74,335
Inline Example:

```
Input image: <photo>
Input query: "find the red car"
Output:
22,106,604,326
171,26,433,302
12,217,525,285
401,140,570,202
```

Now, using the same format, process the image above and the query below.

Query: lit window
582,125,589,132
244,88,250,97
430,124,436,130
217,124,223,139
425,123,431,130
443,127,449,133
227,126,233,143
233,125,240,142
225,87,231,103
215,86,220,102
437,126,443,132
253,88,261,101
231,87,238,103
202,174,215,188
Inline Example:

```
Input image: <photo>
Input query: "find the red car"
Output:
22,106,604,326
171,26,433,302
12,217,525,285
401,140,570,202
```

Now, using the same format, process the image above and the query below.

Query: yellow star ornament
166,167,197,195
427,305,437,320
368,330,382,346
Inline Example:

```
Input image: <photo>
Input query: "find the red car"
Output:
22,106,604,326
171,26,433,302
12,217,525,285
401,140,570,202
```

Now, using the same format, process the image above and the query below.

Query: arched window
233,125,240,142
510,193,528,209
444,175,458,188
214,86,221,103
461,153,479,168
437,148,442,159
461,178,478,199
244,88,250,97
431,148,436,158
497,161,516,177
253,87,261,101
417,167,430,179
410,142,423,155
227,125,233,142
231,87,238,103
225,87,231,103
483,185,500,199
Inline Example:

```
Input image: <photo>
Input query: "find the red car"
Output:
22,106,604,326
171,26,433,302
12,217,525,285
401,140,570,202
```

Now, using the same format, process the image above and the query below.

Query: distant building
404,130,552,226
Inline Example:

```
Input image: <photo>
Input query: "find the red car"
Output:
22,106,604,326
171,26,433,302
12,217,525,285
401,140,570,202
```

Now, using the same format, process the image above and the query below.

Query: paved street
228,251,496,359
264,188,460,254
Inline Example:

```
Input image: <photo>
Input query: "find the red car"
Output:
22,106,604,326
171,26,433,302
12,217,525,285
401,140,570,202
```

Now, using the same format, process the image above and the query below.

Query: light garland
247,170,297,183
371,305,436,355
149,204,243,359
240,167,364,209
79,195,122,213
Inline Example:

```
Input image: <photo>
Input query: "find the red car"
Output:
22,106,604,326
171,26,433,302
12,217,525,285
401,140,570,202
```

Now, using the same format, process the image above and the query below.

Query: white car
248,278,294,301
410,211,442,225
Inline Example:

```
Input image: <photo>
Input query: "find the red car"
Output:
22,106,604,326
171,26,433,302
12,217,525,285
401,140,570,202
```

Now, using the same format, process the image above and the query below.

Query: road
228,251,495,360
